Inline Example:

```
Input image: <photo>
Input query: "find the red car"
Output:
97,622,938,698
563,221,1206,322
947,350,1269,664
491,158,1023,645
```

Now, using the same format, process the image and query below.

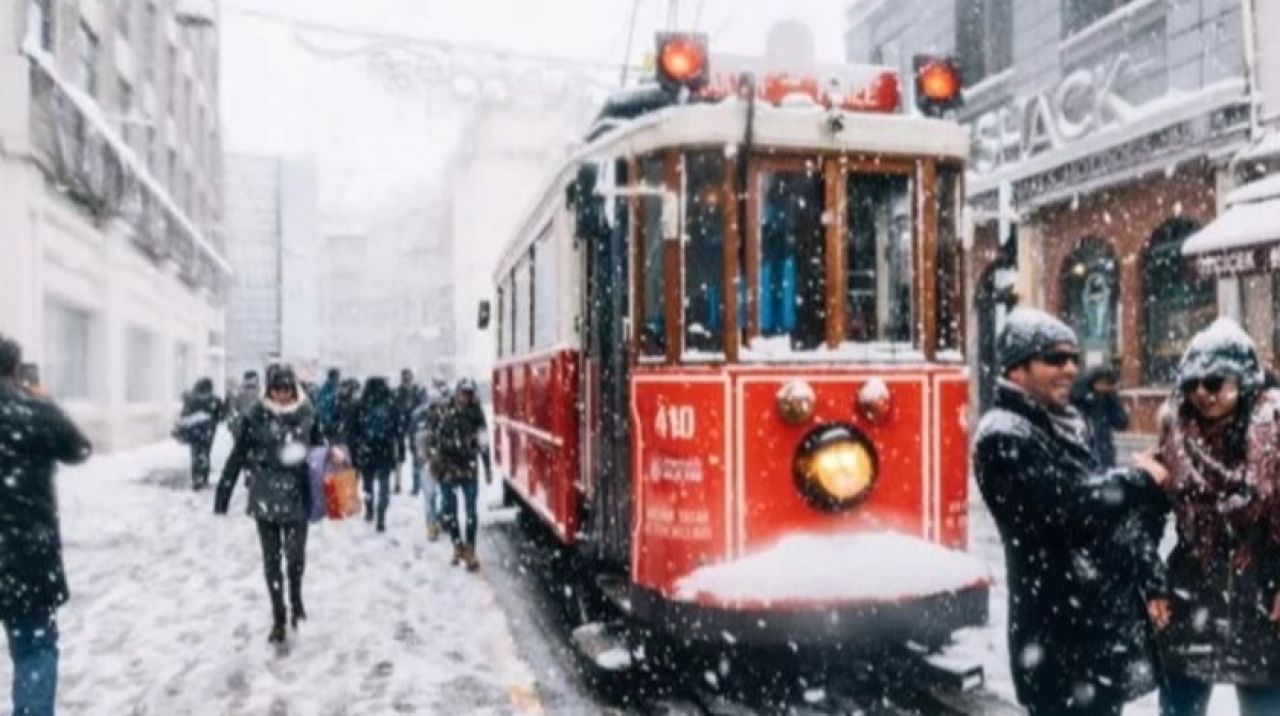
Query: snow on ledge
673,532,991,607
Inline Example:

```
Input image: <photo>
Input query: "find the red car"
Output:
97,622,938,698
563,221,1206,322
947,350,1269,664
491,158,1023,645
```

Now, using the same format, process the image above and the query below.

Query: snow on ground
0,430,544,715
957,487,1240,715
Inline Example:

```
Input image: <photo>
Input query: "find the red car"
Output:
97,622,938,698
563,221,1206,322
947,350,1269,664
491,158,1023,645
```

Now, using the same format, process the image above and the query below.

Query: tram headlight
792,424,877,511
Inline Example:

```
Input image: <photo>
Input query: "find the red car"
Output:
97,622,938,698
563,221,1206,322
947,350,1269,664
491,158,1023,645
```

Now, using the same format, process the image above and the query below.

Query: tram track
485,517,1022,715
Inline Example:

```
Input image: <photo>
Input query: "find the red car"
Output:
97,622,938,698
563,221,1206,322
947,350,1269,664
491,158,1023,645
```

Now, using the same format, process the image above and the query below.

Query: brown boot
451,544,464,566
427,524,440,542
463,545,480,572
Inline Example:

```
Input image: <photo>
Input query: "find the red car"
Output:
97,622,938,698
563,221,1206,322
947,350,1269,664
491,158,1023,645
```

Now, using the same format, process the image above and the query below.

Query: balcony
24,42,229,296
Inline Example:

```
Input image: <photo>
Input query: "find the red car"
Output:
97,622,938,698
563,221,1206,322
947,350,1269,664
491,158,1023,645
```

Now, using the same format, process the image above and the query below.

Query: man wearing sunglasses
975,308,1170,716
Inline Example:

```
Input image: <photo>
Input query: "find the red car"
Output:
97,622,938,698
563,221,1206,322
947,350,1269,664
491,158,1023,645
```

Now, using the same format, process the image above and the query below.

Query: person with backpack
436,378,491,570
394,369,426,495
214,364,322,645
354,377,400,532
176,378,225,490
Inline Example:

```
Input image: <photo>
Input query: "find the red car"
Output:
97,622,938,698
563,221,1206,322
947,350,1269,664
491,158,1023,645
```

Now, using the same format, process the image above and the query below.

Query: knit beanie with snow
998,307,1078,373
1177,317,1265,395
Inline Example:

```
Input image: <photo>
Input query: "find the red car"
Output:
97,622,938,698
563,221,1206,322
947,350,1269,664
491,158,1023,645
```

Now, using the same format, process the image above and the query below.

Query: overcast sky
220,0,857,218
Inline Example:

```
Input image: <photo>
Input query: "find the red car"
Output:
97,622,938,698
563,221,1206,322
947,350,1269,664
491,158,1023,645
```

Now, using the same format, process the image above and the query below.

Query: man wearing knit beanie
974,307,1171,715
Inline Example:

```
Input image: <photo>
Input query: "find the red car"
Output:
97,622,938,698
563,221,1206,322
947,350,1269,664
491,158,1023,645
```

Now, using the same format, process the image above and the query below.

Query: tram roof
494,99,970,279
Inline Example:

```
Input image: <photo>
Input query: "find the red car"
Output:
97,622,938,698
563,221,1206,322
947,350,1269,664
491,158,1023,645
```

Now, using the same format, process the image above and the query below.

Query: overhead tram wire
222,5,642,76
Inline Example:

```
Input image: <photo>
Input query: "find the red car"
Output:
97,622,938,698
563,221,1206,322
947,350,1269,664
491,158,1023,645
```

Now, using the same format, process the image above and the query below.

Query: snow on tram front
490,32,991,651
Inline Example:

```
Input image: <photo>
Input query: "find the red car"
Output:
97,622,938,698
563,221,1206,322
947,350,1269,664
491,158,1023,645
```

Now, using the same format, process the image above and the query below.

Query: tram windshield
638,150,961,363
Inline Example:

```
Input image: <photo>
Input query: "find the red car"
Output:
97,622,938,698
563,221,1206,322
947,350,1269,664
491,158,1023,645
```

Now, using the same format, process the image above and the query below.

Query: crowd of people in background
171,365,492,645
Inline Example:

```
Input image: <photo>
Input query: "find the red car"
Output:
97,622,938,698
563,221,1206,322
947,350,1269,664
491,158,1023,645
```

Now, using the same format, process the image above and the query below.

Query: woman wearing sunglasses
1151,318,1280,715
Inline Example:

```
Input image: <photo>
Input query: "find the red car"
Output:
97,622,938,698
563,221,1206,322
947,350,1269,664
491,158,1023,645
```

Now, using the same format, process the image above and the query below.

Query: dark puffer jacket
434,399,488,482
974,380,1166,709
353,378,399,474
177,380,225,446
0,383,91,619
215,395,320,524
1070,367,1129,468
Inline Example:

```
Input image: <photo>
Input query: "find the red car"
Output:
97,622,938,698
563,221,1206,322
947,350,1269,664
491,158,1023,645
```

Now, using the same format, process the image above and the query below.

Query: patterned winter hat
1177,317,1264,394
998,307,1078,373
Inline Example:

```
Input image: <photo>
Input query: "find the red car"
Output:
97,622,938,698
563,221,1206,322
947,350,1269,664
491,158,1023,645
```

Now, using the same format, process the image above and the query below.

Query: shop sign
1188,243,1280,280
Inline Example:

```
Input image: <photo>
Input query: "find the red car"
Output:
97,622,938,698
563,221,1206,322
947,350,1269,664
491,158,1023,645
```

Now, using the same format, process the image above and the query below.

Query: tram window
514,257,531,354
533,229,557,350
684,150,726,355
496,287,504,358
506,274,517,357
935,166,962,353
846,173,914,344
639,156,666,357
758,166,826,350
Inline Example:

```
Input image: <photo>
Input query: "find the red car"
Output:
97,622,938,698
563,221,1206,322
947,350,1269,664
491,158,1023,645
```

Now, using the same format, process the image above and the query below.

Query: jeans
441,479,479,547
189,439,213,488
4,612,58,716
1160,671,1280,716
256,520,308,623
419,465,440,528
361,470,391,528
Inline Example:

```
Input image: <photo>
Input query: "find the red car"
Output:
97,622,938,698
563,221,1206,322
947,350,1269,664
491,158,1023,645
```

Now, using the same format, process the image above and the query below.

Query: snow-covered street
0,432,546,715
0,431,1249,715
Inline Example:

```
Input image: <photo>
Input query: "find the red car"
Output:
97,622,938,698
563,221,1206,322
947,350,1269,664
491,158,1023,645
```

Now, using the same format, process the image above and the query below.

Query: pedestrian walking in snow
331,378,361,449
353,377,399,532
1151,318,1280,715
0,334,92,716
394,369,425,495
175,378,225,490
973,308,1170,716
1070,365,1129,468
410,384,447,541
436,378,491,571
313,368,342,444
228,370,261,438
214,364,322,644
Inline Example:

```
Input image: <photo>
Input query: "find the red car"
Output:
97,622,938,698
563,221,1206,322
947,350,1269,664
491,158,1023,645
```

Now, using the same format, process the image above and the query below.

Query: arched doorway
1060,238,1119,368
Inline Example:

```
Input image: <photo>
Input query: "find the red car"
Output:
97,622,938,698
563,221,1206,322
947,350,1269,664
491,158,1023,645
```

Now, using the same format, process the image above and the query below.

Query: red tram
490,35,990,649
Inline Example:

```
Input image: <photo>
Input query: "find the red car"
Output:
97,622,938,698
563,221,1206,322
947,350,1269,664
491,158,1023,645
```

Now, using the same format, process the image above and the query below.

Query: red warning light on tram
912,55,962,117
656,33,709,93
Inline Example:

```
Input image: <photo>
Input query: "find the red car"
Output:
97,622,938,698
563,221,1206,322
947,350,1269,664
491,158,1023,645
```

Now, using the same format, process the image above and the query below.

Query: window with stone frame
1142,219,1216,384
956,0,1012,85
1060,238,1118,367
1062,0,1134,38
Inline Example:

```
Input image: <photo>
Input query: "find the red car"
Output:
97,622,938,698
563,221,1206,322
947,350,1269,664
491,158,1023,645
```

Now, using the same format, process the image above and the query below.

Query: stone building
0,0,228,449
848,0,1259,430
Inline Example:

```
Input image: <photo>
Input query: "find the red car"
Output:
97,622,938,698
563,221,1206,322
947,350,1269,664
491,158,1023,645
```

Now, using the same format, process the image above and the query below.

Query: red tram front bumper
629,582,990,648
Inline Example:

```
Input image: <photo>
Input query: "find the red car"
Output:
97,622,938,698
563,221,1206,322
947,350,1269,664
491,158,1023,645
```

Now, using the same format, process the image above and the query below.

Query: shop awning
1183,175,1280,279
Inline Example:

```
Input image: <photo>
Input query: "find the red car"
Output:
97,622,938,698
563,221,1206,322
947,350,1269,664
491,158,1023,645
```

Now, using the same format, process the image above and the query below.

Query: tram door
577,161,632,570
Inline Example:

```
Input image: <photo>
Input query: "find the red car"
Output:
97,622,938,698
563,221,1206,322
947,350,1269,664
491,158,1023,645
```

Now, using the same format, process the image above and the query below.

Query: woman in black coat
177,377,225,490
214,365,322,644
354,377,399,532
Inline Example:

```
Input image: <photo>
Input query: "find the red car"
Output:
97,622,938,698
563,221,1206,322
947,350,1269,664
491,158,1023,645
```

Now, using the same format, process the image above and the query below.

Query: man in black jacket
176,378,225,490
0,335,91,716
974,308,1169,716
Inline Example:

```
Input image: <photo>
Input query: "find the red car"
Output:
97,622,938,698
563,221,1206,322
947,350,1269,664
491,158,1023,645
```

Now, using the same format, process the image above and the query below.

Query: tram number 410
654,404,696,440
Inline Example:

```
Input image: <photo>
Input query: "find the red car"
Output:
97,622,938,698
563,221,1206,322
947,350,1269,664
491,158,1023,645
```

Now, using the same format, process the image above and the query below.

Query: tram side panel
934,373,970,550
495,349,582,545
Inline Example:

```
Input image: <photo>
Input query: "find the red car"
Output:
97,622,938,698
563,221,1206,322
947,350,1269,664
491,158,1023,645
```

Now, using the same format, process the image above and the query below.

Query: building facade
223,153,320,381
848,0,1257,430
0,0,228,449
